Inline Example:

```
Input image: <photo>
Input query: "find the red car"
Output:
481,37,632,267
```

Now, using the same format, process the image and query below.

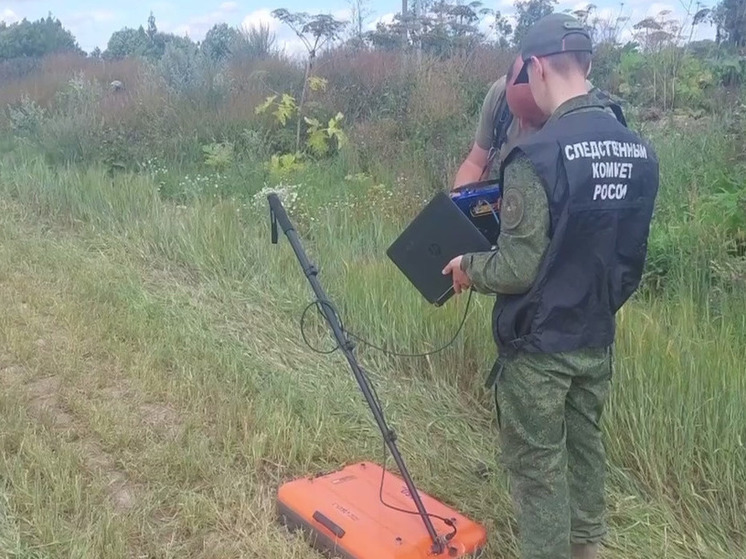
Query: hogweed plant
255,84,348,176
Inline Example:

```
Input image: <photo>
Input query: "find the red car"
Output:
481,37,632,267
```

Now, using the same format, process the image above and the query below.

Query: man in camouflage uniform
443,13,659,559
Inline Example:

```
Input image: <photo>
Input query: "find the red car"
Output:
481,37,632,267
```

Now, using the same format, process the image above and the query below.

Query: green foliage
308,75,327,92
712,0,746,47
104,27,150,59
52,72,105,113
6,95,46,137
202,142,234,171
0,14,82,60
230,23,278,60
265,152,305,182
271,9,348,56
512,0,558,46
711,54,746,86
616,48,716,110
304,113,347,156
252,88,347,181
0,18,746,554
156,40,199,88
588,42,627,91
155,40,230,109
102,13,197,61
699,169,746,250
365,0,500,56
255,93,297,126
4,74,108,166
254,89,347,165
200,23,241,61
675,55,717,107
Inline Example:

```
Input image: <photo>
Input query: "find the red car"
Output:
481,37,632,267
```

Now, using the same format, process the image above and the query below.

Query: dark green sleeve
460,154,550,294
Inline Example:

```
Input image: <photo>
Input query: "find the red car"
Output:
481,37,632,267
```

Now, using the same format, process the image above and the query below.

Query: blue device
450,180,502,245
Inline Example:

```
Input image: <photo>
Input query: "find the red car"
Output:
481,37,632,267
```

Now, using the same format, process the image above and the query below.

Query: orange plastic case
277,461,487,559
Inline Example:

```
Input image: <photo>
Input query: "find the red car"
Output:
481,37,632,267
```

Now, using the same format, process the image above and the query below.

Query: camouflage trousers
492,346,613,559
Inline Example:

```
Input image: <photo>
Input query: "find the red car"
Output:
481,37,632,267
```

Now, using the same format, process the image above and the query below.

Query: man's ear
586,59,592,78
530,56,544,81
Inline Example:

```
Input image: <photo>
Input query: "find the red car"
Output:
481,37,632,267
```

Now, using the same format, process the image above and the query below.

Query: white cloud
614,0,716,41
645,3,676,17
332,8,352,23
240,7,300,53
596,7,618,20
61,10,119,51
169,24,191,37
163,3,249,41
65,10,117,27
366,11,395,30
624,0,664,6
554,0,587,10
482,0,715,42
220,2,240,13
278,38,308,58
241,8,281,32
1,8,19,24
239,9,350,58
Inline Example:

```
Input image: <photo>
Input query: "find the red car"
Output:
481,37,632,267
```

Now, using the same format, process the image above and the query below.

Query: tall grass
0,43,744,557
0,105,744,556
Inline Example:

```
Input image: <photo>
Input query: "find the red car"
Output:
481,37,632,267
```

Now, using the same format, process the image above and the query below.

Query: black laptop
386,190,494,306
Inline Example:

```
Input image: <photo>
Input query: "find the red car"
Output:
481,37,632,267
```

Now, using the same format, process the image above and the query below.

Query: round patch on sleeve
501,188,525,230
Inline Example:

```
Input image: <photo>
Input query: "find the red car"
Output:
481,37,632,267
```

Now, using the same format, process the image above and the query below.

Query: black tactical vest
492,105,659,356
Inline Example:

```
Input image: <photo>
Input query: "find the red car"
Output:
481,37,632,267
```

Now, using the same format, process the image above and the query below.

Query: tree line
1,0,744,64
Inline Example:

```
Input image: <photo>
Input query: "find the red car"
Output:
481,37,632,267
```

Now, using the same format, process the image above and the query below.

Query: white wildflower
253,183,301,213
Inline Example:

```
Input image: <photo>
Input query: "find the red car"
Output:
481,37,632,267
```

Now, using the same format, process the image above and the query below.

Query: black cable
377,430,459,542
349,289,473,358
275,190,495,549
296,260,481,547
298,292,467,546
361,364,458,544
300,299,346,354
298,188,496,359
300,287,474,358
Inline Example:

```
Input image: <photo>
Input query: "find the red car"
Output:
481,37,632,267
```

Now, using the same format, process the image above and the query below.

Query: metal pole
267,193,444,554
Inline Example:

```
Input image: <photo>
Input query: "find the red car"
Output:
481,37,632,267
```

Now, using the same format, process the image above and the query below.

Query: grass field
0,113,744,559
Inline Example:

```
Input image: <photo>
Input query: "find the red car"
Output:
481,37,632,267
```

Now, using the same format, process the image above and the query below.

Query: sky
0,0,718,56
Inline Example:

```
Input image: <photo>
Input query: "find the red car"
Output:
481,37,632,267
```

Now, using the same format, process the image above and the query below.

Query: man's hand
442,256,472,294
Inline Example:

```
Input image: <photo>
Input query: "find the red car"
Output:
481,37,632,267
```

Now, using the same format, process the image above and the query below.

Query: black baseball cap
513,13,592,84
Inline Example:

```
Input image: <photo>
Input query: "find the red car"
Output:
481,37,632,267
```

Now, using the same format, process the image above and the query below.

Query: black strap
608,103,627,127
485,358,505,389
484,340,521,389
590,87,628,127
485,87,627,178
484,91,513,177
492,92,513,154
